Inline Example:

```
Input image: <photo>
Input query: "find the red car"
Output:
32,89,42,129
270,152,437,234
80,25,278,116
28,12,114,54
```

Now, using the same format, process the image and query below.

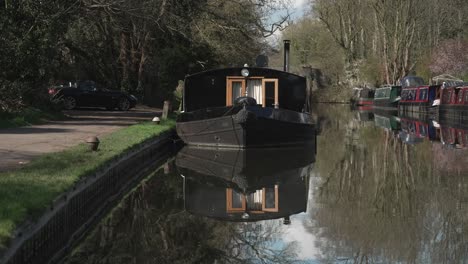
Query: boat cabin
400,118,439,142
183,67,307,112
400,85,441,104
440,126,468,148
184,176,308,222
374,114,400,131
373,85,401,107
441,86,468,105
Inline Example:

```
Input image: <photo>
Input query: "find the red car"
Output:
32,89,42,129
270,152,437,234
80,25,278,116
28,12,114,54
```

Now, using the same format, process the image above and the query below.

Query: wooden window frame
226,76,278,107
262,185,279,212
226,188,246,213
262,79,279,107
226,78,246,106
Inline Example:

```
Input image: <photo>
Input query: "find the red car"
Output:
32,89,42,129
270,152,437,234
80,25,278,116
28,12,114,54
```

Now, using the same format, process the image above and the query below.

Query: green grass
0,108,65,129
0,118,175,250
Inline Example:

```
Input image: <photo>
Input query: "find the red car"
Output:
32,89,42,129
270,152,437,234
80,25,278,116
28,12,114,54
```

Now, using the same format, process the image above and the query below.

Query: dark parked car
49,81,137,111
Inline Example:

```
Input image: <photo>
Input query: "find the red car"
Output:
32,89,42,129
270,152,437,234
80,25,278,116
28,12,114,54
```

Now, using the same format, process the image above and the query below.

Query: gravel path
0,106,161,172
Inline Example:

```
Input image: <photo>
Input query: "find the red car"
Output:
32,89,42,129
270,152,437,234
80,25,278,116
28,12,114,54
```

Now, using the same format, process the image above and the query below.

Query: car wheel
118,97,130,111
64,96,77,110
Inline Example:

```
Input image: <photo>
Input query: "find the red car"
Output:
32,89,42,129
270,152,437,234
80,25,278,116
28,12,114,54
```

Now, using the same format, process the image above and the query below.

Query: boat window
262,185,279,212
226,77,277,107
247,79,263,104
442,90,452,103
401,90,408,100
465,90,468,103
418,88,428,101
246,190,263,211
458,89,464,103
457,130,464,145
226,189,246,212
232,82,242,102
226,78,246,106
408,89,416,100
419,124,427,137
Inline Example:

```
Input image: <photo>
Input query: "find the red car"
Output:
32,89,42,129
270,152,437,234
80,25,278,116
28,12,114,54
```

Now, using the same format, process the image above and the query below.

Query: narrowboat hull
356,98,374,106
439,105,468,123
176,106,316,148
398,103,438,119
373,100,398,109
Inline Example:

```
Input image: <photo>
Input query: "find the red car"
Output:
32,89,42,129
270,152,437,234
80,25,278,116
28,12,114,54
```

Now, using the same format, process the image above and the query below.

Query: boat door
262,79,279,108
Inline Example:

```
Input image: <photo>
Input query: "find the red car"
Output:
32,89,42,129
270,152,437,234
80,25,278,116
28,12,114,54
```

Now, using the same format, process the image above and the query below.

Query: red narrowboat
439,86,468,123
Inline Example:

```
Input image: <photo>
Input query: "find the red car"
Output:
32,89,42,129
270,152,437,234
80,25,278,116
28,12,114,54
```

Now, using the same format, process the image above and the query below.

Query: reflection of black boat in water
176,41,315,148
175,146,315,222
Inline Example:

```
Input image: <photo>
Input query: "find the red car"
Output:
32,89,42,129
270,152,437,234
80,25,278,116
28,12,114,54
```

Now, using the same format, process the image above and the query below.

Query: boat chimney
283,40,290,72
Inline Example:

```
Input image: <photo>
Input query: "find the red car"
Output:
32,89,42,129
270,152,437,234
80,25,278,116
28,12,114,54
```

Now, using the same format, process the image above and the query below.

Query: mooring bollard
152,116,161,124
162,100,171,120
85,136,100,151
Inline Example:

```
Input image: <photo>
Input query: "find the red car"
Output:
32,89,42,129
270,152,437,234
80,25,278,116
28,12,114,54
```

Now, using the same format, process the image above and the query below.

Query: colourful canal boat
439,85,468,123
399,117,439,144
440,124,468,148
398,76,441,117
373,85,401,111
351,87,374,106
374,113,400,131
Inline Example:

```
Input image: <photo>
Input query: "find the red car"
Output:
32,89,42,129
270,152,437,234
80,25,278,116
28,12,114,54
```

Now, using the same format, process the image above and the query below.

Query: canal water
64,105,468,264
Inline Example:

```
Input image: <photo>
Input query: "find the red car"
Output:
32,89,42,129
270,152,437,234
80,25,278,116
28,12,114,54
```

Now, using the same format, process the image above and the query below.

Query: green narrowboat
374,113,400,131
373,85,401,110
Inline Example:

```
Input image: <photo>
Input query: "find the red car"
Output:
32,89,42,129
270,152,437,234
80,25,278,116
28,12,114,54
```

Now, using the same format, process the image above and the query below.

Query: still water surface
66,105,468,263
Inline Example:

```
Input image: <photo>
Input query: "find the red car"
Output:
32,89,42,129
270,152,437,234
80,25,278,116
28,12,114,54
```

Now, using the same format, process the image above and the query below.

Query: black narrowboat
175,146,315,222
176,41,316,148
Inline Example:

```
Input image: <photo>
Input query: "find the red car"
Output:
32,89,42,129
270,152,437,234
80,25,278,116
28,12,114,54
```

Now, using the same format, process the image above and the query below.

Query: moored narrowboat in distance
373,85,401,111
374,113,400,132
351,87,374,106
398,76,441,118
399,117,439,145
440,124,468,149
439,85,468,122
176,40,316,148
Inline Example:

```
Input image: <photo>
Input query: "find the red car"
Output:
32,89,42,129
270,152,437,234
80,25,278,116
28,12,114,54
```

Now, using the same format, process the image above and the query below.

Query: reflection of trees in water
223,221,299,264
313,112,468,263
66,167,301,264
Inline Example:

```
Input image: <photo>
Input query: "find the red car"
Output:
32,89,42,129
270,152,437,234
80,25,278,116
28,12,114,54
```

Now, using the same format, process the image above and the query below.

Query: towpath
0,106,161,172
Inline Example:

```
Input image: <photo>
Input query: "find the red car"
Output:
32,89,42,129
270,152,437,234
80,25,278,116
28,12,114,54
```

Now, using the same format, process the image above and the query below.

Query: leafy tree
429,39,468,77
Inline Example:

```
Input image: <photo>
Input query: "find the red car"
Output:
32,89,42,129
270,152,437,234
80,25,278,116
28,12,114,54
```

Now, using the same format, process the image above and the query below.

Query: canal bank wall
1,130,178,264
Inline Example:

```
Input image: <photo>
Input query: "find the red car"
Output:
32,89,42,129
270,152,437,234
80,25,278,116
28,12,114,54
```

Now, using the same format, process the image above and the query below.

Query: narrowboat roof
376,85,400,90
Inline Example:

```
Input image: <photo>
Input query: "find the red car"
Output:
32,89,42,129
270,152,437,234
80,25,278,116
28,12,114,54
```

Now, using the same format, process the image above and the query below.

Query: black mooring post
283,40,290,72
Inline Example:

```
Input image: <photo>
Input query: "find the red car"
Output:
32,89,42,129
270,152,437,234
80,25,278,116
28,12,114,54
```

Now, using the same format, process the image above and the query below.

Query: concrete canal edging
0,130,178,264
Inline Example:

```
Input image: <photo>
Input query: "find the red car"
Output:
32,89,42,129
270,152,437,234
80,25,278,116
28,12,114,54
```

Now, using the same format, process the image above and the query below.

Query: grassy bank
0,118,175,250
0,108,65,129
